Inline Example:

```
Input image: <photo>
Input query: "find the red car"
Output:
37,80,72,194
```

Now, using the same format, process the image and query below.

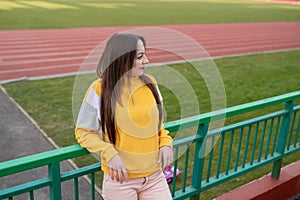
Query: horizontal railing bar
165,91,300,132
172,186,198,200
283,146,300,156
0,178,51,199
201,153,281,191
61,163,101,182
206,110,287,138
172,134,202,148
293,105,300,111
0,144,89,177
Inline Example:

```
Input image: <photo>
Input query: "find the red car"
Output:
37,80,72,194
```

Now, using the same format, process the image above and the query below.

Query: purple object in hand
163,165,182,183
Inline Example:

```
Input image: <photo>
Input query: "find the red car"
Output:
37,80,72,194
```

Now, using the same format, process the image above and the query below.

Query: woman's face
131,40,149,77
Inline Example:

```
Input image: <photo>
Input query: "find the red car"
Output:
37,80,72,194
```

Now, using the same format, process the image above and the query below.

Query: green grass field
1,0,300,29
3,50,300,199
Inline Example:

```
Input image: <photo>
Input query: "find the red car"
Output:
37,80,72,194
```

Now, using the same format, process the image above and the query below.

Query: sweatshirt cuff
159,141,173,148
101,145,119,163
159,136,173,148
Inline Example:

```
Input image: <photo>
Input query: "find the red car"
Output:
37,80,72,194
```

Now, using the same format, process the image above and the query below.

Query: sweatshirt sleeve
75,80,118,163
159,125,173,148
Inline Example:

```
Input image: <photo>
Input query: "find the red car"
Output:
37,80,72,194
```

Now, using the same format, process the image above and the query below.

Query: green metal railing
0,91,299,200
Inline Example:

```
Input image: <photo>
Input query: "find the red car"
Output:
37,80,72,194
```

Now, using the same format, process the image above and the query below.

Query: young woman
75,33,173,200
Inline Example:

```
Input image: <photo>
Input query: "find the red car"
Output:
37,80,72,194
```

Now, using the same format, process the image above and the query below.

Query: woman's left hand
157,146,173,169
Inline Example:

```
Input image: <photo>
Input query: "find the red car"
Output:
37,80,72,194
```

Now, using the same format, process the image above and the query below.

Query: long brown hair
97,33,162,145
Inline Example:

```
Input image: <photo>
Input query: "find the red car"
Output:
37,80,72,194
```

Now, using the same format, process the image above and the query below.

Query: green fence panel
0,91,299,200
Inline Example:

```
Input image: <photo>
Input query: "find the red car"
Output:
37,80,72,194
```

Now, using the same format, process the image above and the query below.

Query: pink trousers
102,169,172,200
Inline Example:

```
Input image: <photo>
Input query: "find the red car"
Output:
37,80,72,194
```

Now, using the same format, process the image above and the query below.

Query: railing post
190,122,208,200
271,100,294,179
48,162,62,200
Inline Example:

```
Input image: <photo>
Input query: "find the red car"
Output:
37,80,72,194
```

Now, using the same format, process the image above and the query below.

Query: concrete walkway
0,86,103,199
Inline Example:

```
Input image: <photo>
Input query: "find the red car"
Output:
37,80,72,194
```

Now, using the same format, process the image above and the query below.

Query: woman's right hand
107,154,129,183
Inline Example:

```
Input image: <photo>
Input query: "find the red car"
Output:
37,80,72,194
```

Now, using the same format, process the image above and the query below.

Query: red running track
0,22,300,83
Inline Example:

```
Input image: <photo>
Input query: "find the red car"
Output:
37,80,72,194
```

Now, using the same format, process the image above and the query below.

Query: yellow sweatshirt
75,75,173,178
